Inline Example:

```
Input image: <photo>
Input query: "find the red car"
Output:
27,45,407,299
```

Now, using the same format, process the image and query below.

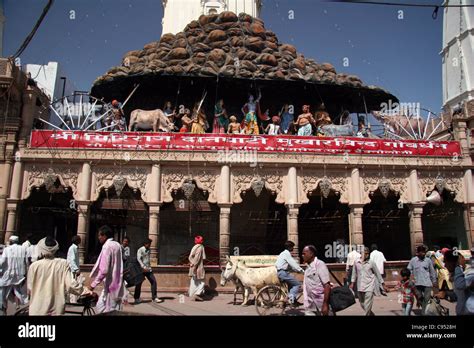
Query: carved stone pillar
408,203,426,255
286,205,300,258
4,199,20,243
147,203,160,266
348,203,364,247
452,117,470,157
409,169,421,202
350,168,362,203
463,204,474,249
287,167,298,205
219,165,230,204
219,204,231,265
4,160,23,242
0,160,13,242
76,202,90,264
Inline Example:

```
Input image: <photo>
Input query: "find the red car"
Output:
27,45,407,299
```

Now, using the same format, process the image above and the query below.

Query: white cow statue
129,109,176,132
221,256,280,306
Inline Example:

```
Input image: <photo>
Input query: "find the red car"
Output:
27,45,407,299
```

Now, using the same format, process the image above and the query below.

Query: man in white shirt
0,236,28,315
21,233,33,249
67,236,81,277
369,244,387,277
346,248,362,286
135,238,162,304
275,240,304,305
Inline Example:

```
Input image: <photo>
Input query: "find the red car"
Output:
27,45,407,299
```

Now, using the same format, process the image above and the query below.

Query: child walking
398,268,419,316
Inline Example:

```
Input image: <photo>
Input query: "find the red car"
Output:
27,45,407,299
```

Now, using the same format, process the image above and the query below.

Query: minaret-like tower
161,0,262,36
441,0,474,111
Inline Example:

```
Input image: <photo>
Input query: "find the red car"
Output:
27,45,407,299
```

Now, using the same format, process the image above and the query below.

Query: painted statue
212,99,229,134
227,116,241,134
129,108,176,132
294,105,315,136
191,103,209,134
279,104,294,134
264,116,281,135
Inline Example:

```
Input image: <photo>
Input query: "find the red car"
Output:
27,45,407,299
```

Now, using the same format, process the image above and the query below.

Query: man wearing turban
27,236,85,315
188,235,207,301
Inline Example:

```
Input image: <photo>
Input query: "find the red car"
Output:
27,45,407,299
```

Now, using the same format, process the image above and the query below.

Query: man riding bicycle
275,241,304,305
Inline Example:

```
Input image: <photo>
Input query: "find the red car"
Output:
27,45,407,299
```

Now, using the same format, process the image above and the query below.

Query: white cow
221,256,280,306
129,108,176,132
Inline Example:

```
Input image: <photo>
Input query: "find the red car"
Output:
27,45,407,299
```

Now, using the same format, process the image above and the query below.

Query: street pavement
118,290,458,316
5,289,457,316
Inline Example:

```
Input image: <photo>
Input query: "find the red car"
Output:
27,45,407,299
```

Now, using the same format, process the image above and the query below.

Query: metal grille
0,59,9,76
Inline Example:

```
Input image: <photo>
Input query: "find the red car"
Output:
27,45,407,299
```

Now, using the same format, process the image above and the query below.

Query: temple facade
1,104,473,266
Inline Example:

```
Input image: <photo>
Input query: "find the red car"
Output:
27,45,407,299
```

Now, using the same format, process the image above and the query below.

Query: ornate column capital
407,202,426,214
148,202,162,215
6,198,20,210
348,203,364,215
218,203,232,216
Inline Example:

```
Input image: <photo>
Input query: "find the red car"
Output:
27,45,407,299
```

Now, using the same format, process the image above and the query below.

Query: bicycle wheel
82,306,96,316
255,285,286,316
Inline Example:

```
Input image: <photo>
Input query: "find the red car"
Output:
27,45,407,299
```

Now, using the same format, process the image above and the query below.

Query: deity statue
279,104,295,134
294,105,316,136
191,103,209,134
227,115,241,134
241,89,270,135
178,108,192,133
106,99,126,131
163,101,176,122
212,99,228,134
264,116,281,135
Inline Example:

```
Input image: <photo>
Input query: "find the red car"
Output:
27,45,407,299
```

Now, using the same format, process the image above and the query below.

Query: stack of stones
93,11,382,93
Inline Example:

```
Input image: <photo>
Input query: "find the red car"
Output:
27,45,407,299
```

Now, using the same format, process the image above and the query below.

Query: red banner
29,130,461,157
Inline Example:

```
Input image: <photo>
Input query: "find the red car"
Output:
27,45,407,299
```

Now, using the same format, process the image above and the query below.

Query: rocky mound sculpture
92,11,391,97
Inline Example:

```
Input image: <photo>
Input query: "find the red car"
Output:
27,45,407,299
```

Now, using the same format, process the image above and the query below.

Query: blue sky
4,0,444,113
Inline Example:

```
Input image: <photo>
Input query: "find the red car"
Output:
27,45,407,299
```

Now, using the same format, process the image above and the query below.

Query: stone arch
418,173,465,204
161,167,219,204
23,164,80,200
231,168,285,204
91,166,149,202
361,172,409,205
299,171,349,205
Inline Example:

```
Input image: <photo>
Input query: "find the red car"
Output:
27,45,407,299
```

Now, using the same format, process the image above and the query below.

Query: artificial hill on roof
91,11,397,115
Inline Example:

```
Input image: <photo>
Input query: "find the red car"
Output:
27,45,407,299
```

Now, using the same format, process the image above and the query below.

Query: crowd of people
276,241,473,316
1,230,472,316
0,227,207,315
104,92,371,137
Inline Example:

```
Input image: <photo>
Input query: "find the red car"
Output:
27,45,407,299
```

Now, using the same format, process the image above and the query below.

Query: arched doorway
299,187,350,263
230,187,287,255
17,179,77,258
422,189,467,249
160,182,219,265
89,185,148,263
362,189,411,260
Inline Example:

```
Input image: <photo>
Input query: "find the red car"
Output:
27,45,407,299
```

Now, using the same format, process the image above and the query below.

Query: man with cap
0,235,28,315
188,235,207,301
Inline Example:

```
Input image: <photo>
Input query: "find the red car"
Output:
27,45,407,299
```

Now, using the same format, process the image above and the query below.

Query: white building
161,0,262,36
441,0,474,111
24,62,78,127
